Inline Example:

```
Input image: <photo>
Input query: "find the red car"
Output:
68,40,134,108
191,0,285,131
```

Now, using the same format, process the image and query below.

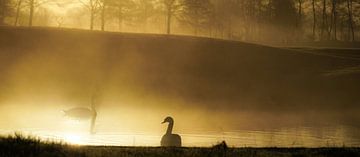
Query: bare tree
28,0,34,26
0,0,12,25
178,0,213,35
330,0,337,40
320,0,327,40
346,0,354,41
98,0,108,31
296,0,303,29
312,0,316,40
110,0,134,31
25,0,48,26
14,0,23,26
80,0,99,30
55,16,64,27
163,0,176,34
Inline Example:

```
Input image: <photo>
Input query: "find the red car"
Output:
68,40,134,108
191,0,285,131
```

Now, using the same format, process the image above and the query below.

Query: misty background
0,0,360,43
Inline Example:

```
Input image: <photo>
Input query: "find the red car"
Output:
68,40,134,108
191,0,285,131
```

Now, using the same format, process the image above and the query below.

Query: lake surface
1,125,360,147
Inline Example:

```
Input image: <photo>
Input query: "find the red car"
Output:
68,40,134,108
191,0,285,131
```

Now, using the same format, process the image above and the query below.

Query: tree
164,0,175,34
330,0,337,40
312,0,316,40
25,0,48,26
0,0,12,25
270,0,297,42
109,0,135,31
80,0,99,30
99,0,107,31
178,0,213,35
14,0,23,26
162,0,182,34
136,0,157,32
296,0,303,29
320,0,328,40
346,0,354,41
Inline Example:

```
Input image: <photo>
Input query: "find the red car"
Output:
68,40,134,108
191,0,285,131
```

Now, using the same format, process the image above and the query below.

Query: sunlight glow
64,133,84,145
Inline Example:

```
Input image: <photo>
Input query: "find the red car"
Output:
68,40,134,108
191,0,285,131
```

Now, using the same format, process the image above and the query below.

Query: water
1,125,360,147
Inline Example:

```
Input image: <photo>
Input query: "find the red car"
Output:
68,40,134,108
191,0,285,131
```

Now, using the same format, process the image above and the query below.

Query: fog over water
0,28,360,147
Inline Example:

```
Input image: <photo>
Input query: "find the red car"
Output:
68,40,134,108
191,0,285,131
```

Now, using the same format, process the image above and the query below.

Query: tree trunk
90,11,94,30
29,0,34,26
346,0,354,41
166,6,172,34
90,0,94,30
297,0,302,29
118,5,123,31
100,1,106,31
0,0,6,25
332,0,337,40
14,0,23,26
321,0,327,40
312,0,316,40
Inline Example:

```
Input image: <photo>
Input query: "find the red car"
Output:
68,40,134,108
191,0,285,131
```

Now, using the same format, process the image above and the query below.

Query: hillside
1,26,360,128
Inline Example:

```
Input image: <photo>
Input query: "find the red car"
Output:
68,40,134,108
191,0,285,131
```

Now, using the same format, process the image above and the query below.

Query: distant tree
330,0,337,40
320,0,328,40
178,0,213,35
346,0,354,41
136,0,157,32
25,0,48,26
14,0,24,26
296,0,303,29
0,0,12,25
55,16,64,27
79,0,99,30
161,0,182,34
98,0,108,31
312,0,316,40
109,0,135,31
270,0,297,41
163,0,175,34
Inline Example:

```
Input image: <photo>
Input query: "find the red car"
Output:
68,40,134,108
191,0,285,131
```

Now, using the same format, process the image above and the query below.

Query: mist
1,0,360,147
1,28,360,135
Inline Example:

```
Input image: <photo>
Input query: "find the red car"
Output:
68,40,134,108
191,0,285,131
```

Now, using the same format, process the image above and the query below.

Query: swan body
64,107,95,120
161,116,181,147
63,107,97,134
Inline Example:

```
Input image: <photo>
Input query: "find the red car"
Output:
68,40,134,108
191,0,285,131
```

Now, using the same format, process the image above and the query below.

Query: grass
0,133,85,157
1,134,360,157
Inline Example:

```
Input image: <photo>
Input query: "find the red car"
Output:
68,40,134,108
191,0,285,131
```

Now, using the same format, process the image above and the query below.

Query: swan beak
161,120,166,124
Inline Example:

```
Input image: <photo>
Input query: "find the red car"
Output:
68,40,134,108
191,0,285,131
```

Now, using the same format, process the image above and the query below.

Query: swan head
162,116,174,124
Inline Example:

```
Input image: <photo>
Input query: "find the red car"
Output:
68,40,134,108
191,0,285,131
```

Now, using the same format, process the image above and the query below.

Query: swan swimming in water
161,116,181,147
63,93,98,134
63,106,97,134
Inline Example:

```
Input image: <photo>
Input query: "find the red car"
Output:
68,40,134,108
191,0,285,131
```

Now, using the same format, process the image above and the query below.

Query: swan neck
166,121,173,134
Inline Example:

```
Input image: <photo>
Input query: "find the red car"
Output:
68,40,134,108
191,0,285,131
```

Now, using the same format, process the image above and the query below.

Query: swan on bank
161,116,181,147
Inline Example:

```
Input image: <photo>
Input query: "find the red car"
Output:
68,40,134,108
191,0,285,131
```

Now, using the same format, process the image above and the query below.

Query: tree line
0,0,359,42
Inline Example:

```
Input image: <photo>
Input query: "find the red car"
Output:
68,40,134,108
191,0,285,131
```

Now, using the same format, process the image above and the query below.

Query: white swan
161,116,181,147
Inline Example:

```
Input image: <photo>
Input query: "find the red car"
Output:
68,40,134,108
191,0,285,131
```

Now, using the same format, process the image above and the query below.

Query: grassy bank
1,26,359,114
1,134,360,157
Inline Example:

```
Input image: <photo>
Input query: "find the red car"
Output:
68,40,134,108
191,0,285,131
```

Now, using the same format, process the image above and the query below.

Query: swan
63,94,97,134
63,106,97,134
161,116,181,147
